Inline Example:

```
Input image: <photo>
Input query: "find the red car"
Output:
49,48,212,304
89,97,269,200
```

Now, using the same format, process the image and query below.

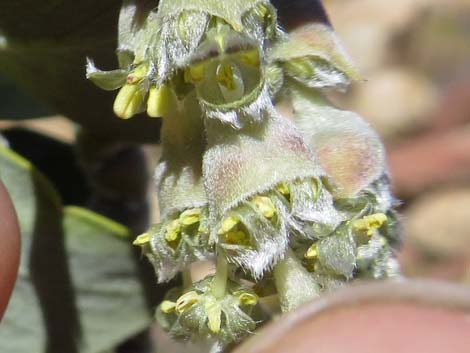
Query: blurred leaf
1,127,90,205
0,145,151,353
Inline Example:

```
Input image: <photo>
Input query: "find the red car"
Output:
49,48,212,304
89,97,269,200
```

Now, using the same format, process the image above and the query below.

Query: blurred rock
352,67,437,138
391,2,470,83
399,189,470,282
405,188,470,257
324,0,424,73
388,129,470,197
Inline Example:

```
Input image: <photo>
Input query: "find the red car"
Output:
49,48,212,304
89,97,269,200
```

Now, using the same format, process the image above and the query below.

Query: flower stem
182,268,192,289
212,254,228,299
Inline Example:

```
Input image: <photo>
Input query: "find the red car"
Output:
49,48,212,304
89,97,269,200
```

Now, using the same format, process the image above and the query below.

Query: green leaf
0,145,151,353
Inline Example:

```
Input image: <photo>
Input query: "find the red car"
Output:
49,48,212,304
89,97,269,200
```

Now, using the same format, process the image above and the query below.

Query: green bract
87,0,401,348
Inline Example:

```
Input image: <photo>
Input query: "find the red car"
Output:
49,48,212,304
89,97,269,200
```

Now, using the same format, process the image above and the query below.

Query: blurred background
323,0,470,284
1,0,469,286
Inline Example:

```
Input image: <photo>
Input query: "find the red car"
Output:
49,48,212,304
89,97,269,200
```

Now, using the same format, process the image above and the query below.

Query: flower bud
156,277,258,345
113,84,145,119
146,84,173,117
269,22,360,90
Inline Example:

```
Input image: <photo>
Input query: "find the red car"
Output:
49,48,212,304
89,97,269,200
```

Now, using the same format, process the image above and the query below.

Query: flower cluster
87,0,400,348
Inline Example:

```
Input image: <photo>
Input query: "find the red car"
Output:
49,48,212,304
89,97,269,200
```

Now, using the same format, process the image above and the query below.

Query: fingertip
0,179,20,320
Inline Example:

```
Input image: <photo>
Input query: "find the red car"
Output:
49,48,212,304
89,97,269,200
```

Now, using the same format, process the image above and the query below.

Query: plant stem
273,249,320,312
211,254,228,299
182,268,192,289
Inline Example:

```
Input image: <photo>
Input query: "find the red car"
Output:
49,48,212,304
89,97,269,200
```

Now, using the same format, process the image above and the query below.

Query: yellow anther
305,243,319,260
255,3,269,18
165,219,182,242
276,182,290,197
353,213,388,236
237,292,258,306
240,49,260,67
224,230,250,246
175,291,200,313
147,84,172,118
132,232,150,246
204,299,222,333
113,84,144,119
179,208,201,226
184,62,206,83
251,195,276,219
160,300,176,313
216,63,245,102
216,63,236,90
218,215,240,234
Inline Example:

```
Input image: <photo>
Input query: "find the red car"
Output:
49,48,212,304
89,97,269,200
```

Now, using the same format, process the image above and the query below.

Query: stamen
205,300,222,333
353,213,387,236
237,292,258,306
133,232,150,246
216,63,245,102
251,195,276,219
218,215,240,234
160,300,177,313
165,219,182,242
305,243,319,260
175,291,200,313
276,182,290,197
179,208,201,226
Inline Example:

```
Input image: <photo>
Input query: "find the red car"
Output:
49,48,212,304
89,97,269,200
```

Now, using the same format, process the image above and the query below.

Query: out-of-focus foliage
0,143,151,353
